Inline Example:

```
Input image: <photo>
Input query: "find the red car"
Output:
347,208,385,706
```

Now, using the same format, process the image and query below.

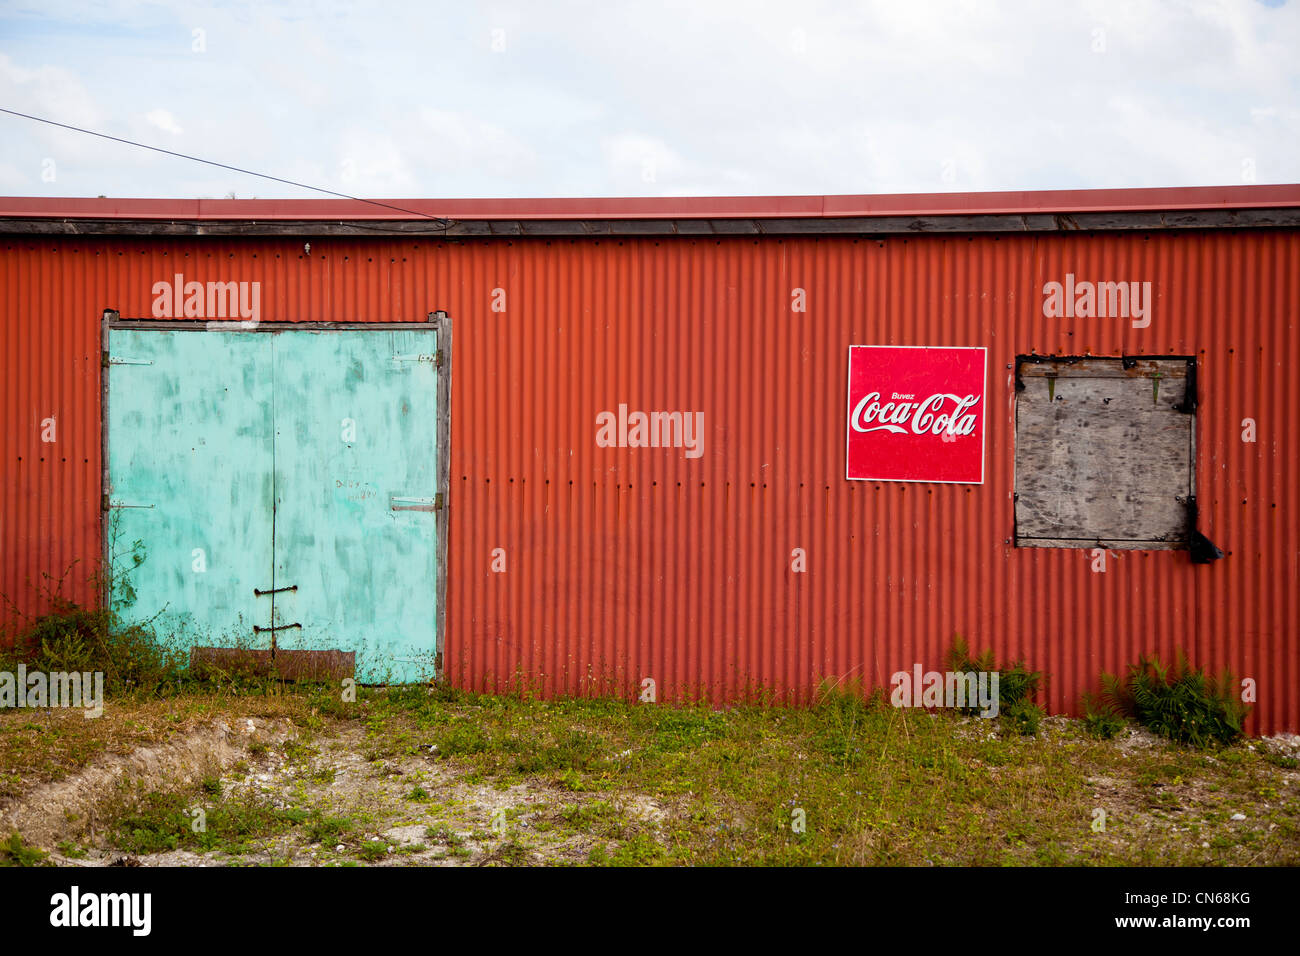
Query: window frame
1012,354,1197,551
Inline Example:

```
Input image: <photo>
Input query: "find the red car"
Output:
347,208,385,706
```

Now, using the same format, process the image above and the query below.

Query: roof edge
1,184,1298,222
3,207,1298,239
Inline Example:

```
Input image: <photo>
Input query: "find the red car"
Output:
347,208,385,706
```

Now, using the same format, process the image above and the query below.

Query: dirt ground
4,716,668,866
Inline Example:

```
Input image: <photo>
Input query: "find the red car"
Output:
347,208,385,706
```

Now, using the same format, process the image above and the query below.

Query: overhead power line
0,106,449,224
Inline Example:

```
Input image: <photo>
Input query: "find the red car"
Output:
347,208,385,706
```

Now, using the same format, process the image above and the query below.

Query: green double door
105,326,442,683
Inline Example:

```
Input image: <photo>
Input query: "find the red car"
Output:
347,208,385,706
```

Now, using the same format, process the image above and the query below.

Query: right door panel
270,329,440,682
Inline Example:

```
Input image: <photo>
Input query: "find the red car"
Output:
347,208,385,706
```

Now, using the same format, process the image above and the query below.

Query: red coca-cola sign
846,345,987,484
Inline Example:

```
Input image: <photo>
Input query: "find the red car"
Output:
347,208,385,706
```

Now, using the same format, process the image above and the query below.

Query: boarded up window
1014,357,1195,549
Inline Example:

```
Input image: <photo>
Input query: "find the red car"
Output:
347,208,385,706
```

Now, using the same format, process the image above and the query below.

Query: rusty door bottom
190,647,355,681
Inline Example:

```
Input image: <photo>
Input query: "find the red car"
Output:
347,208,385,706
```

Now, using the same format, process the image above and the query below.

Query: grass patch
0,591,184,698
56,839,87,859
110,788,311,855
305,814,354,845
0,833,48,867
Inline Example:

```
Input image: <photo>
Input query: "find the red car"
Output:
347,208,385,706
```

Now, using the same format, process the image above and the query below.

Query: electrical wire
0,106,449,225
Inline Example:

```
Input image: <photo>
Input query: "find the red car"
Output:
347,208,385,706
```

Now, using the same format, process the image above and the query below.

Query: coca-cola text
850,391,980,437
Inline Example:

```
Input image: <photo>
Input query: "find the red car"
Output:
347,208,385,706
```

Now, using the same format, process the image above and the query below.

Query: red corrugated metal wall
1,231,1296,732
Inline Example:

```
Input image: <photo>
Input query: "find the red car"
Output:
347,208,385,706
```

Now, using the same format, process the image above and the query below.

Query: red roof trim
0,185,1297,221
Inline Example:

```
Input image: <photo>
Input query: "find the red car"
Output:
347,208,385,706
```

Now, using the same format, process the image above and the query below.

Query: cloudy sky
0,0,1296,200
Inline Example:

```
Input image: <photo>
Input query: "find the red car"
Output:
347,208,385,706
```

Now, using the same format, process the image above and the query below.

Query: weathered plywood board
1015,359,1192,548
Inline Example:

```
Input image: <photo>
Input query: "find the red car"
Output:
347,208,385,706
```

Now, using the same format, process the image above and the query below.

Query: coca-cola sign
846,345,987,483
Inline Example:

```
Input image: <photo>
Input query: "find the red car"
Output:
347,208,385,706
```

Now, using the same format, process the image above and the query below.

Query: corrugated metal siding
1,231,1296,733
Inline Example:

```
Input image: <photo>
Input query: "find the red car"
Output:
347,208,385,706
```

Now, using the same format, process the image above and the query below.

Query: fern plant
1098,653,1246,747
1081,691,1126,739
944,633,1044,735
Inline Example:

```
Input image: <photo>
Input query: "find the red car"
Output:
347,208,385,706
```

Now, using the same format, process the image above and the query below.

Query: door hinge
390,493,443,512
435,349,444,368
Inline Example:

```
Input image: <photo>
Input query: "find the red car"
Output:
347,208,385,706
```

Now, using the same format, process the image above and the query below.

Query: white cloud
0,53,102,128
0,161,29,190
333,131,417,194
417,108,536,178
145,108,184,136
602,133,689,193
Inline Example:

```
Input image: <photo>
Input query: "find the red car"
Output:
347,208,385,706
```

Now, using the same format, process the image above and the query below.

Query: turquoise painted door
106,330,274,650
106,327,441,682
270,330,440,683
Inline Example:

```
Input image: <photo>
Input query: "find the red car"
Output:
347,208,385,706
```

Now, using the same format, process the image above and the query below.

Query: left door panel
106,329,274,652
